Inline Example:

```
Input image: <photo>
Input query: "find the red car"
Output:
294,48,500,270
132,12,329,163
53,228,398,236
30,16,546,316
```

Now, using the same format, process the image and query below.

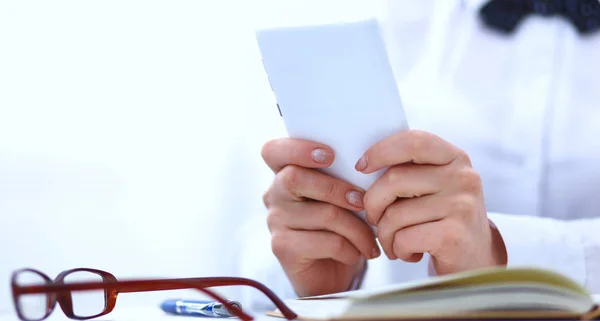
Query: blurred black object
479,0,600,35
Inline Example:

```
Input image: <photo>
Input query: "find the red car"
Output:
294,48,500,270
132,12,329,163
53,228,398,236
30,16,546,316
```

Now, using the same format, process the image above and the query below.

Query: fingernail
311,148,331,164
371,246,380,259
355,155,367,172
346,191,364,208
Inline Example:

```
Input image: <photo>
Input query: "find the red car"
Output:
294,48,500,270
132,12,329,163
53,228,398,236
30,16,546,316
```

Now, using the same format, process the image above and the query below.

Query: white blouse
239,0,600,309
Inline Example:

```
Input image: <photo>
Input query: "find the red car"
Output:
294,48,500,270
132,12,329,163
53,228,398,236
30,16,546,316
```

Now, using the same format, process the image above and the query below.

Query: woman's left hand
356,130,507,275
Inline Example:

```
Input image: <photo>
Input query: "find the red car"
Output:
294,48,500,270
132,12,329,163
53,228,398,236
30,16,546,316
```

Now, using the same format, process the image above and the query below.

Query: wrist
489,218,508,266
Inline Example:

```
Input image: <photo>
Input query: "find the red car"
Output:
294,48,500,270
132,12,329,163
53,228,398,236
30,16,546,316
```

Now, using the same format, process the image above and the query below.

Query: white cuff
487,212,586,286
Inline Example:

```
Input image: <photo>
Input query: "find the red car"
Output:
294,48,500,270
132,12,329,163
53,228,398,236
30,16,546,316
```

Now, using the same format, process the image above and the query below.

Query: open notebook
267,267,600,320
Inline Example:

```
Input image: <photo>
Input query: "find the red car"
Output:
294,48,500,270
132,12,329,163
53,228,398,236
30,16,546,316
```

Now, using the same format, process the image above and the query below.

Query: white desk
3,295,599,321
0,306,281,321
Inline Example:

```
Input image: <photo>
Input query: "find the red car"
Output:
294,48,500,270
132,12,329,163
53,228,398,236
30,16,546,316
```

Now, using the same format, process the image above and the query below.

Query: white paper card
256,18,409,223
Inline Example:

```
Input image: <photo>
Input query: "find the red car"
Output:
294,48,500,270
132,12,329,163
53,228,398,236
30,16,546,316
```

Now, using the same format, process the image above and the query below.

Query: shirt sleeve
488,212,600,293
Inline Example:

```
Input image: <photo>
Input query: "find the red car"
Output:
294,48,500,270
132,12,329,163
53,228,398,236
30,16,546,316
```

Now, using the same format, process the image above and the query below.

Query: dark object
479,0,600,35
10,267,297,321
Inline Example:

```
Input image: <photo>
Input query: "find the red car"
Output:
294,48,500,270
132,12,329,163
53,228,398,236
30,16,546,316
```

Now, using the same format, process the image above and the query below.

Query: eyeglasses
11,268,297,321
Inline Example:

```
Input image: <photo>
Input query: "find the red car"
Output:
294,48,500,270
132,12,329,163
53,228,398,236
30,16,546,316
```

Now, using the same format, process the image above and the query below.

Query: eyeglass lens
62,271,107,318
14,271,50,321
15,270,108,321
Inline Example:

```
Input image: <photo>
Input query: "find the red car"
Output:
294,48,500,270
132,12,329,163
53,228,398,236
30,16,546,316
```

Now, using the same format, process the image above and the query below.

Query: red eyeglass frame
11,268,297,321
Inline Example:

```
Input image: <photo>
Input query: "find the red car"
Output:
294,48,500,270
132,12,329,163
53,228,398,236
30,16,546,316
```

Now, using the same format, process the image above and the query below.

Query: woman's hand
261,138,380,297
357,130,507,275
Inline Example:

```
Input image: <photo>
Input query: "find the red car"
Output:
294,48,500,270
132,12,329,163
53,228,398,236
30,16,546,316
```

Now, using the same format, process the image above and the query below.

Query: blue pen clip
161,299,242,318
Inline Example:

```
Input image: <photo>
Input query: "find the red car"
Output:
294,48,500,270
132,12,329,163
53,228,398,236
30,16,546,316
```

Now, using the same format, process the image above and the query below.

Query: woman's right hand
261,138,381,297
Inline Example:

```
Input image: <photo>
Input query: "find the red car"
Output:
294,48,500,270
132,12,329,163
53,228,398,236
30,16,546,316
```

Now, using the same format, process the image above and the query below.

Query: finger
391,219,464,263
364,163,447,225
268,201,380,259
355,130,462,174
271,229,362,266
262,138,335,173
271,165,365,211
377,195,447,259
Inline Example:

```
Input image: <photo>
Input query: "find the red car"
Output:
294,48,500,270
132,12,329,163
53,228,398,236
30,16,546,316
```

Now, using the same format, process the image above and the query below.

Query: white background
0,0,383,314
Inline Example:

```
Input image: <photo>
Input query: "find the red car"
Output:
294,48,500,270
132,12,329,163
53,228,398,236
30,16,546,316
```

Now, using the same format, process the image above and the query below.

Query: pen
160,299,242,318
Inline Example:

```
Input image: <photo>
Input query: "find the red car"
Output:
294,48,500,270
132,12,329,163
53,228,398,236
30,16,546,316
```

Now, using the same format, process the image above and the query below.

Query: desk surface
3,296,600,321
0,306,280,321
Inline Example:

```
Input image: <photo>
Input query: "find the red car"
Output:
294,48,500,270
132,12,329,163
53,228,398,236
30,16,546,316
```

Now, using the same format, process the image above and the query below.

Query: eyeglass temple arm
16,277,297,320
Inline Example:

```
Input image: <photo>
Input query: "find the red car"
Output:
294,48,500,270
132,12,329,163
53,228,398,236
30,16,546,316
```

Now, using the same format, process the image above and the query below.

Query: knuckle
457,168,483,194
270,232,289,259
385,166,403,184
450,194,477,217
439,225,462,253
455,149,473,166
330,234,347,253
277,165,300,192
392,231,411,260
324,206,341,224
392,229,407,246
377,223,394,251
440,226,456,244
409,130,430,153
376,215,389,238
262,189,272,208
378,204,399,234
266,208,284,229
